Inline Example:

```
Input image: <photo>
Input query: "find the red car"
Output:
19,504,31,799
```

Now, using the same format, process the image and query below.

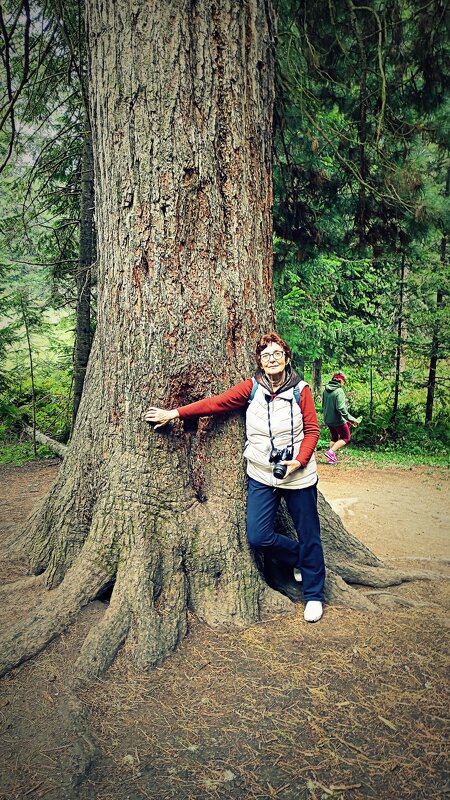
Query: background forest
0,0,448,465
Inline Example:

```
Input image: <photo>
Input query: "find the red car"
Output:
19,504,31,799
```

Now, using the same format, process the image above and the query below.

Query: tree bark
425,287,444,424
3,0,284,676
0,0,423,682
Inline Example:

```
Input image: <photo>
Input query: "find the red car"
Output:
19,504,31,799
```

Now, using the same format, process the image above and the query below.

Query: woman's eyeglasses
260,350,285,363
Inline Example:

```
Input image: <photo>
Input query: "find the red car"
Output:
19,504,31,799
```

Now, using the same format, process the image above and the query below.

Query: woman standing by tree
145,332,325,622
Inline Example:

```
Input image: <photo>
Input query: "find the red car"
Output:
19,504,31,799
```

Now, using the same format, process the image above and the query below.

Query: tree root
0,545,112,679
1,465,445,683
0,573,45,597
73,600,131,687
335,562,445,587
259,583,294,616
324,571,378,611
363,591,440,609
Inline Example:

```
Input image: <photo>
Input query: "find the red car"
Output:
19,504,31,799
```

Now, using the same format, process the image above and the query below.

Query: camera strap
266,395,295,456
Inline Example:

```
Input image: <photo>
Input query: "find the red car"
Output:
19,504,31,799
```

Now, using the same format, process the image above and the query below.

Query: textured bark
425,286,444,424
0,0,425,682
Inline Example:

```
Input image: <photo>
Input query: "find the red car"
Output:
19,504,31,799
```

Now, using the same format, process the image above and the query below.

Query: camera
269,446,293,479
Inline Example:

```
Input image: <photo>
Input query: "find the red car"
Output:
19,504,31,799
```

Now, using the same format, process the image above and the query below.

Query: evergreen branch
10,257,78,267
353,5,387,146
0,10,60,174
0,0,31,127
53,0,89,112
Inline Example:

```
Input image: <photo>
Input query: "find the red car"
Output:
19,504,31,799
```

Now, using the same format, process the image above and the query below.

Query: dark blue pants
246,477,325,601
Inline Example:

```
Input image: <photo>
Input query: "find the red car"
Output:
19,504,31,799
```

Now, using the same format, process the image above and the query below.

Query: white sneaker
293,568,303,583
304,601,323,623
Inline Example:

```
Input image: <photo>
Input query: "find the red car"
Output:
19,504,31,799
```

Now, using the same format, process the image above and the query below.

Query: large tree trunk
2,0,283,678
0,0,426,683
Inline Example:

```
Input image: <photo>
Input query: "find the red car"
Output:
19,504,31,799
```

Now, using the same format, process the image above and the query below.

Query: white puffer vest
244,382,318,489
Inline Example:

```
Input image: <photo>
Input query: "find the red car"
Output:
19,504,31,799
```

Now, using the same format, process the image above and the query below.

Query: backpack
249,377,301,404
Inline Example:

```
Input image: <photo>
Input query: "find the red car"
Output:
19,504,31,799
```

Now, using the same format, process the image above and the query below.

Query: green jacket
322,380,357,426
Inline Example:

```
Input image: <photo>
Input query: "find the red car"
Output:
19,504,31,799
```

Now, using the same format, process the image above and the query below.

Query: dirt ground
0,459,448,800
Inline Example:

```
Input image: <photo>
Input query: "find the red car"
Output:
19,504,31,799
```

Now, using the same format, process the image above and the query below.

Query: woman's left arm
296,386,320,467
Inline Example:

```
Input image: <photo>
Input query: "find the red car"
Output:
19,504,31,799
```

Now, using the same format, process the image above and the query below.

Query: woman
322,371,359,464
144,332,325,622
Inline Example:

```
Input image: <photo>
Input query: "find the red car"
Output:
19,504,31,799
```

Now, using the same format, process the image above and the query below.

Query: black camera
269,446,293,479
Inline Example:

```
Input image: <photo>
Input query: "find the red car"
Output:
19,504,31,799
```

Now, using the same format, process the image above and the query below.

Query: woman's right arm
144,407,179,429
144,379,253,428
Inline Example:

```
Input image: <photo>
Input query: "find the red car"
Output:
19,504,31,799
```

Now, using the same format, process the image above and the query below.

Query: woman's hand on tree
280,460,302,477
144,407,179,429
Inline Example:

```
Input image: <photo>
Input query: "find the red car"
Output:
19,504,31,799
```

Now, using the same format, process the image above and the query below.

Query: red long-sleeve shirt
177,379,320,468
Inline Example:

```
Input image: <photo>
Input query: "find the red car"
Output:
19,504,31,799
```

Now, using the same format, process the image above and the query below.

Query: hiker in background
322,371,359,464
145,332,326,623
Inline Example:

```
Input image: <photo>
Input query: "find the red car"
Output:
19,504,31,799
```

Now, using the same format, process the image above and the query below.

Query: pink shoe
325,449,338,464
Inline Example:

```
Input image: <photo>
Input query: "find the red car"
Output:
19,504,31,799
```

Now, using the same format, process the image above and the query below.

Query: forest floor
0,458,448,800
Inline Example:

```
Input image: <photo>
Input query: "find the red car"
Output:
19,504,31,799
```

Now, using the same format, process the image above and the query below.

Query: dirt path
0,460,448,800
317,463,449,561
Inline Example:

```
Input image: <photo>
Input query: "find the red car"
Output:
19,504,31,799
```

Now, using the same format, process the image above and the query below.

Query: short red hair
255,331,292,367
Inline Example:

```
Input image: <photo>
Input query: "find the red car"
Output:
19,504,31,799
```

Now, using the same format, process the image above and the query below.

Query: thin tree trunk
392,250,406,425
425,165,449,423
425,286,444,424
19,294,37,457
347,0,368,246
311,357,322,399
72,116,95,427
369,343,374,420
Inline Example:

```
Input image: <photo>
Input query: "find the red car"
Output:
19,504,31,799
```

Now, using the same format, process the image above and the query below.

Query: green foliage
0,357,72,438
336,445,449,469
0,2,87,460
0,0,447,468
313,364,449,459
273,0,449,441
0,439,55,465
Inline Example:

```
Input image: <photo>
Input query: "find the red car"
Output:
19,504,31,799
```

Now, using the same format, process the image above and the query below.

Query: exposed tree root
325,571,378,611
0,574,45,596
0,543,113,679
1,460,443,684
259,583,293,615
363,591,439,609
336,562,446,587
74,600,131,687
